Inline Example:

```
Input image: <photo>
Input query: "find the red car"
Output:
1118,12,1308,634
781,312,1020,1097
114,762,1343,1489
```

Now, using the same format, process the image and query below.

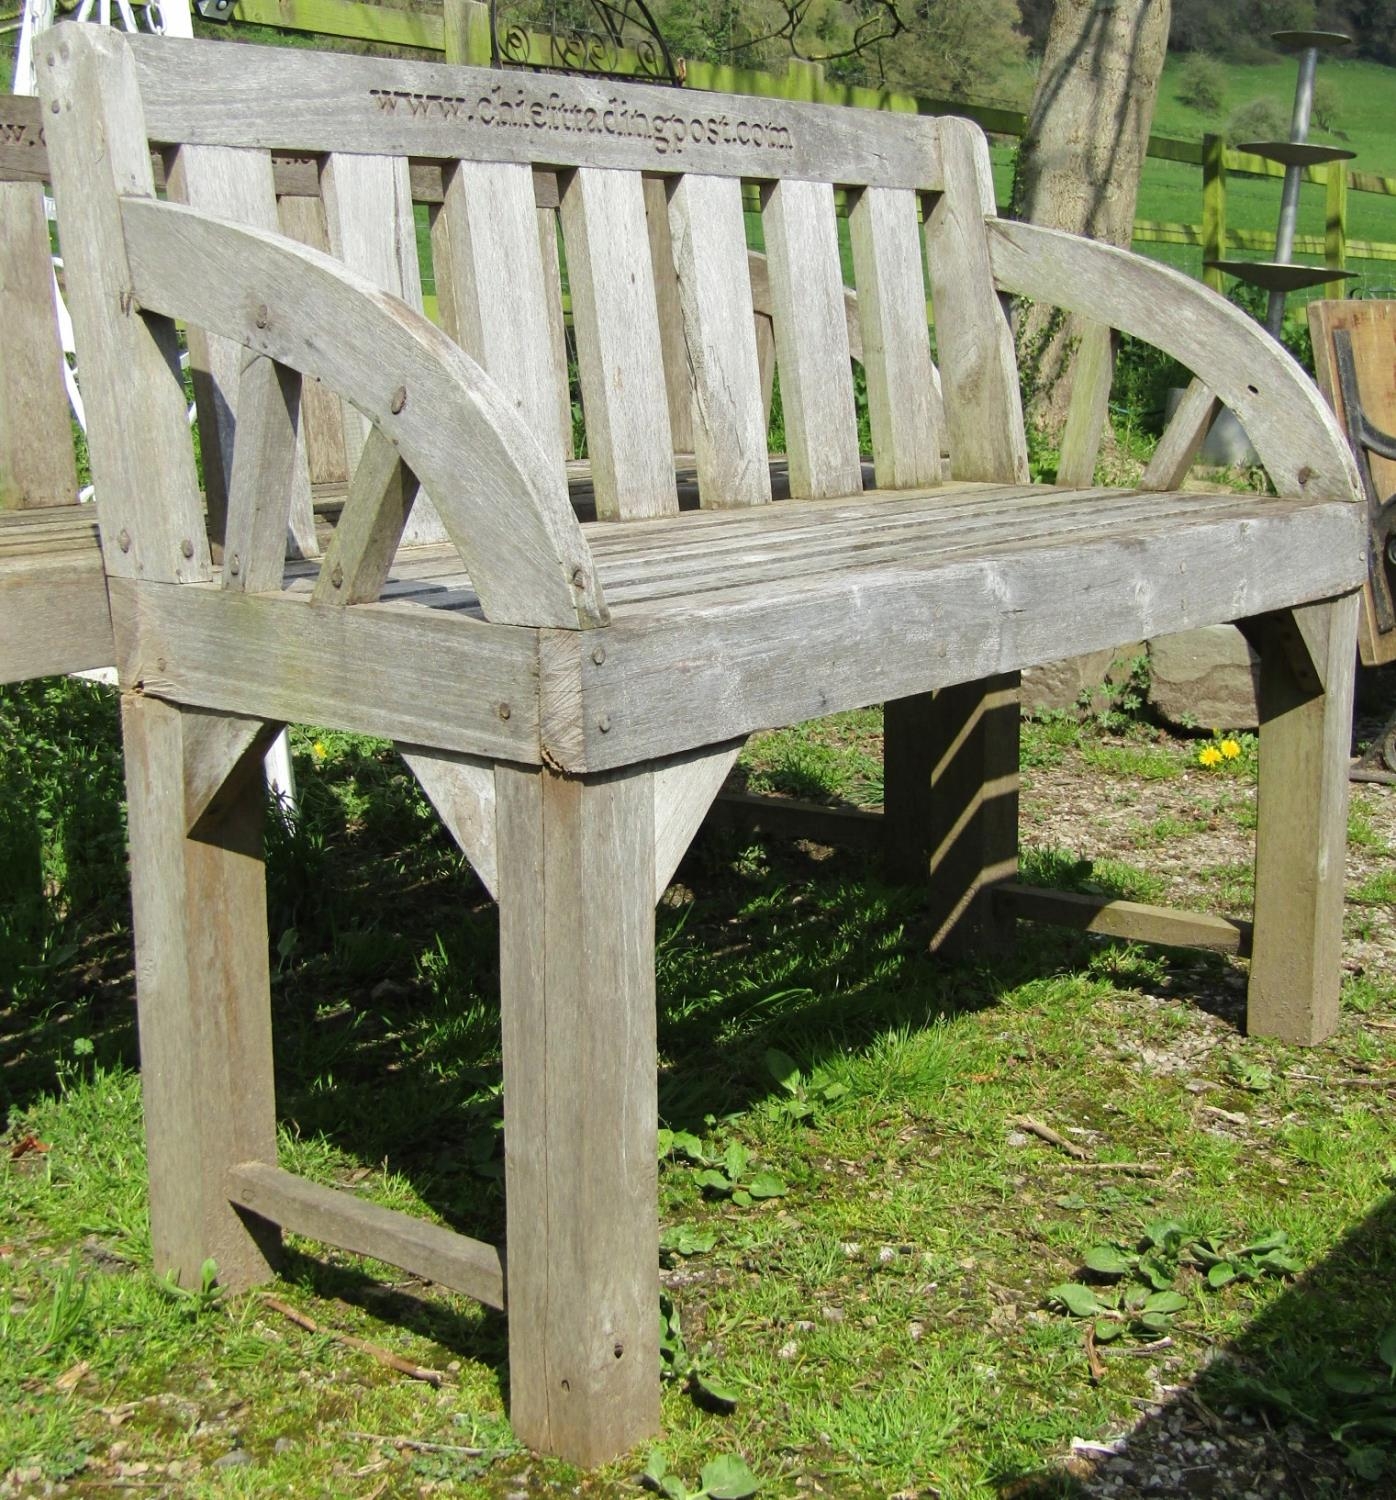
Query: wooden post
0,180,78,509
442,0,493,67
1325,161,1348,298
1248,593,1359,1044
1056,321,1115,488
495,763,660,1465
884,675,1020,954
122,695,281,1288
1202,133,1226,296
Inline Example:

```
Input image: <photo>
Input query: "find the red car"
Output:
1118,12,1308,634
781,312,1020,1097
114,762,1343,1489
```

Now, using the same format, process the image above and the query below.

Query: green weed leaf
1207,1262,1238,1288
765,1048,802,1095
1325,1365,1388,1397
661,1225,717,1257
1093,1317,1123,1342
699,1453,760,1498
1143,1219,1185,1252
1050,1283,1103,1317
731,1189,753,1208
662,1477,692,1500
695,1169,733,1195
1082,1245,1133,1277
747,1170,788,1200
644,1451,669,1485
1142,1290,1187,1315
693,1370,740,1412
1344,1445,1387,1480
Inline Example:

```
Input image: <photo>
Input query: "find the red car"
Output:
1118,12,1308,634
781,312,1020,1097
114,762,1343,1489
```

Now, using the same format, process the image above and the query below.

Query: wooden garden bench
16,23,1368,1465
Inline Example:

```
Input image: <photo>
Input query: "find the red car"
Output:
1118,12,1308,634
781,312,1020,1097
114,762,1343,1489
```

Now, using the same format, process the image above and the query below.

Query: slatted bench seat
21,23,1368,1467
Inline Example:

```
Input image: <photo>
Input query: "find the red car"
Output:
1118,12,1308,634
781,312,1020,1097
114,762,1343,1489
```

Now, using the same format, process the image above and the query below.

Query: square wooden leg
495,763,660,1465
1249,593,1360,1044
121,695,280,1289
884,674,1020,954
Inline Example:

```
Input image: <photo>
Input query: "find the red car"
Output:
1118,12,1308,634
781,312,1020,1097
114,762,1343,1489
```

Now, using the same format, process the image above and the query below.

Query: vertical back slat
535,201,575,461
38,30,208,582
848,186,942,489
643,176,695,458
0,180,78,508
760,178,862,499
560,167,677,520
277,192,349,489
167,143,316,558
320,151,447,545
437,159,567,475
667,174,770,509
923,118,1029,483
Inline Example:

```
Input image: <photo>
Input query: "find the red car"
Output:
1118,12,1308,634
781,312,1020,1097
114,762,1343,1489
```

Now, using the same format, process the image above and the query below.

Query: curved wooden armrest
986,219,1363,504
118,195,606,630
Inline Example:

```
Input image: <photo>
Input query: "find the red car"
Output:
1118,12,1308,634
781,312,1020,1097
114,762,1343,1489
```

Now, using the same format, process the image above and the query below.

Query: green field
985,51,1396,298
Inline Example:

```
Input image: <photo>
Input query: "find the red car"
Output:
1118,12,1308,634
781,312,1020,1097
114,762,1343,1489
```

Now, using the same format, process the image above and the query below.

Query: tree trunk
1013,0,1171,443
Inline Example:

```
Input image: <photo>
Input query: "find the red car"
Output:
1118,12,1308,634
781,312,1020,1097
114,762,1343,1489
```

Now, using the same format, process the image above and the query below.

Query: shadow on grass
11,675,1387,1487
996,1192,1396,1498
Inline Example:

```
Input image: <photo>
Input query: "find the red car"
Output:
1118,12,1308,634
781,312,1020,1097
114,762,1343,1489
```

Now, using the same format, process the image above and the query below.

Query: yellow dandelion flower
1220,738,1242,760
1198,745,1223,768
312,739,328,762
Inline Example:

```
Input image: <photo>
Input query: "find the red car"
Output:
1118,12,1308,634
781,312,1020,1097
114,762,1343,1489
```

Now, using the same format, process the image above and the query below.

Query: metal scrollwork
490,0,681,84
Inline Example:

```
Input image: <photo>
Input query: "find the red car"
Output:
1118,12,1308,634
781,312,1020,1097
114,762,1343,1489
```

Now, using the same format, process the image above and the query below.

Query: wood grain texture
847,185,941,488
551,498,1365,770
561,168,677,519
121,693,280,1292
319,149,448,548
1248,592,1360,1044
0,544,114,682
124,30,944,188
884,678,1019,953
310,426,420,606
987,219,1364,504
0,181,78,508
440,159,567,474
536,206,575,461
666,174,771,509
181,706,280,833
652,739,745,897
110,579,543,762
495,764,660,1464
1307,297,1396,666
1143,377,1220,490
163,143,294,551
400,747,497,898
1055,321,1114,488
923,119,1030,484
120,197,605,629
221,353,302,593
760,177,862,499
277,193,349,487
37,27,210,584
227,1162,505,1309
644,175,695,456
996,882,1253,957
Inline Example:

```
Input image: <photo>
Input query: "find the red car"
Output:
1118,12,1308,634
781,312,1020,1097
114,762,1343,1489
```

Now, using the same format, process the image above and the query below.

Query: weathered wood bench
16,23,1368,1465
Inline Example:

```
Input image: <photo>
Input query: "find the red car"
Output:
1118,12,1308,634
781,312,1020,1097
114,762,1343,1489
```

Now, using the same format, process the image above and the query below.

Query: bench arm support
119,196,606,630
986,219,1363,505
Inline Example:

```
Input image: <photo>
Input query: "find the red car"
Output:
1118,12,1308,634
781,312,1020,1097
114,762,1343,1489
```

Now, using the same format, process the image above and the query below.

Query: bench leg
121,695,280,1290
495,763,660,1465
1248,594,1359,1044
884,674,1020,954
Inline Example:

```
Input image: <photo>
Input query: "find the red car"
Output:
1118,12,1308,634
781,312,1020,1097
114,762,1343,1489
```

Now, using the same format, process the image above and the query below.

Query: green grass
5,681,1396,1495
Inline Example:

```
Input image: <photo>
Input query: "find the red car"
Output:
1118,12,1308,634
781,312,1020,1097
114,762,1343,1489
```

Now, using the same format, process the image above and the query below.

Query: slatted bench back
37,29,1033,627
127,37,1030,501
